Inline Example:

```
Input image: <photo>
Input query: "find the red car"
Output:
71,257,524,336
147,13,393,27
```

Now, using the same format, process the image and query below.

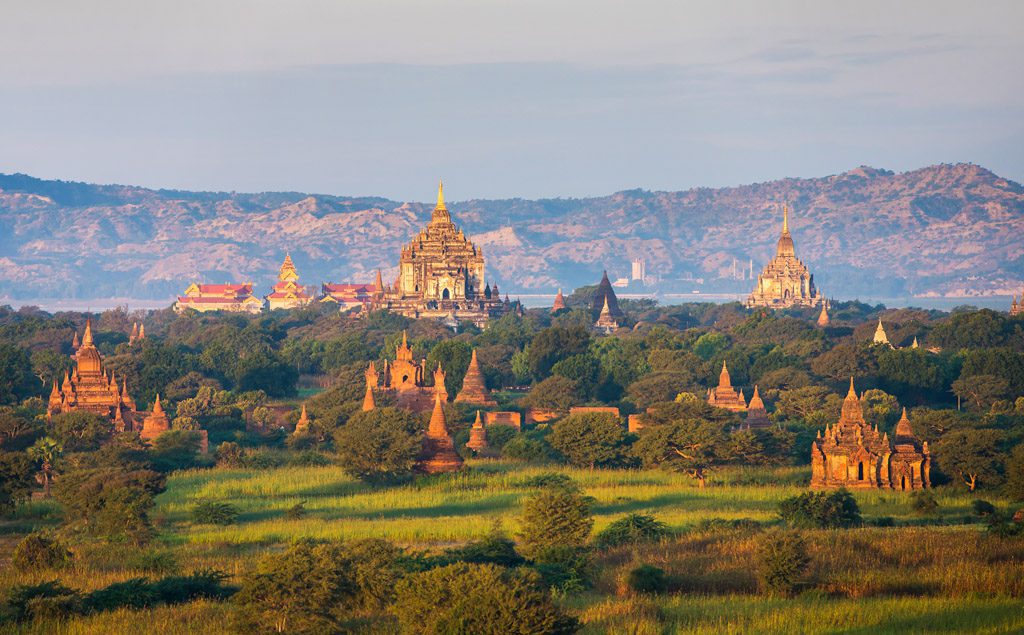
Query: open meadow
5,461,1024,634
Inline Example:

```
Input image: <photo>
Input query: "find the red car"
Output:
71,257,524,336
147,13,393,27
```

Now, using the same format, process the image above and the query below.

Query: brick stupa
551,288,567,313
454,349,497,407
139,394,171,443
417,392,464,474
466,410,488,454
744,385,770,429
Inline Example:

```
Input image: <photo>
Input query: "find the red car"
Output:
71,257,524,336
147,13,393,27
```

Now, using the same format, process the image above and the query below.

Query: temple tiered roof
707,361,747,412
266,253,315,310
747,205,823,309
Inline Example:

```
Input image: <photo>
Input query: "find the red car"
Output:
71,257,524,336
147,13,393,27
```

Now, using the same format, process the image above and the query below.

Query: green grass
152,461,994,546
5,461,1022,634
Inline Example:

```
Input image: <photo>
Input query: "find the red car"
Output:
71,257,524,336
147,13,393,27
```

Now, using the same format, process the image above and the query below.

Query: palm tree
28,437,62,499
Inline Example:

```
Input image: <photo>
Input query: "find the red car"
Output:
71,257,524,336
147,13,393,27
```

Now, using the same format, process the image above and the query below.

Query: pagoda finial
782,203,789,234
847,376,856,398
436,179,446,211
82,319,94,347
152,393,164,416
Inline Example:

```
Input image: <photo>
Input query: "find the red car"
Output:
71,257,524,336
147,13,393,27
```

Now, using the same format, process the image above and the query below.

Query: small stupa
417,392,464,474
873,318,892,348
139,394,171,443
294,404,310,434
551,288,567,313
454,349,498,407
816,302,830,328
466,410,488,454
744,385,771,429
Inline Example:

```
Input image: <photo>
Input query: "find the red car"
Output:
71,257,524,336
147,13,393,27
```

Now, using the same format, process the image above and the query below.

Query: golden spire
847,376,856,398
719,361,731,388
436,179,447,211
782,204,789,234
82,319,94,347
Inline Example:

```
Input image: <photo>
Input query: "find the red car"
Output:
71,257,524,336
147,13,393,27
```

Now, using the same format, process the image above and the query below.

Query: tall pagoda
1011,291,1022,316
372,181,507,327
417,392,464,473
266,253,315,310
706,361,747,412
454,349,497,407
590,271,624,321
48,320,137,431
747,205,823,309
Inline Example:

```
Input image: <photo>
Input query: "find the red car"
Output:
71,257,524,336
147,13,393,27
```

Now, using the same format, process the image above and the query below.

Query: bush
518,486,593,559
53,468,165,543
910,491,939,515
11,534,70,572
233,538,406,633
446,524,525,568
626,564,668,594
972,499,997,517
779,489,861,529
595,513,669,548
215,441,244,467
757,532,811,596
549,412,629,468
521,472,579,491
333,408,421,482
285,502,307,520
391,563,578,634
532,545,593,593
190,501,239,525
1,581,82,623
502,430,560,463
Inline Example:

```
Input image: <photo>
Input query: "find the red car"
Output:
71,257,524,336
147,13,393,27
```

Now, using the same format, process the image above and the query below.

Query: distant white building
631,258,646,282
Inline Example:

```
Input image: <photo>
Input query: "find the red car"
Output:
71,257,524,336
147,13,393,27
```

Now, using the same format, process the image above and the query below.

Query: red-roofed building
320,283,374,311
175,282,264,313
265,253,315,310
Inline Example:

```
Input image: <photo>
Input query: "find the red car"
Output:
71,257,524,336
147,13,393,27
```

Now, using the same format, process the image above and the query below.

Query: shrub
532,545,593,593
131,549,179,574
285,502,307,520
972,499,997,517
595,513,669,548
53,468,165,543
910,491,939,515
11,534,70,572
626,564,668,594
85,578,156,611
1,581,82,623
190,501,239,525
446,523,525,568
215,441,244,467
233,538,406,633
502,430,560,463
518,486,593,559
333,408,421,482
391,563,579,634
779,489,861,529
549,412,629,468
521,472,579,491
757,532,811,596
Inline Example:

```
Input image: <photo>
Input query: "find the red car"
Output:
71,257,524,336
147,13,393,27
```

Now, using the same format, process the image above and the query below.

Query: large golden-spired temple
48,320,137,431
811,378,930,490
747,205,823,309
370,182,507,326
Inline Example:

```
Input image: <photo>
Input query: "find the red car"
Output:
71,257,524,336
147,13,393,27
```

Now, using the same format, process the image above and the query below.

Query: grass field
5,460,1024,634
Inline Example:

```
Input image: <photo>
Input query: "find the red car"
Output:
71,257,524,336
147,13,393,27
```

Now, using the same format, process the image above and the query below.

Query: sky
0,0,1021,201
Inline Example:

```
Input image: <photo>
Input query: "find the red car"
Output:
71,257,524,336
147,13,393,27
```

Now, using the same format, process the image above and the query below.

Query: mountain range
0,163,1021,303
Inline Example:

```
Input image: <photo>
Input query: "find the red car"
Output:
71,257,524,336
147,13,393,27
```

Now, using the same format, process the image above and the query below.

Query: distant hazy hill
0,163,1021,301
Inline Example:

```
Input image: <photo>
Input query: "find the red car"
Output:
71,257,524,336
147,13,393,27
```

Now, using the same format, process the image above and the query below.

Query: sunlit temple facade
370,181,507,326
747,205,823,309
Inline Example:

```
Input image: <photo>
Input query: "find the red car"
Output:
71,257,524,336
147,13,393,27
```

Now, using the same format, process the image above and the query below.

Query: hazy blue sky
0,1,1020,201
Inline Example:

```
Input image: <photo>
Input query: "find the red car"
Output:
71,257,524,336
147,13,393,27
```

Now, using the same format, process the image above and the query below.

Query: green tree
551,354,602,400
28,436,62,498
778,489,861,529
53,468,165,542
936,428,1005,491
626,372,693,410
391,563,578,635
632,418,727,487
49,411,113,452
952,375,1011,411
1004,445,1024,502
520,376,582,411
527,326,590,380
757,532,810,596
0,344,38,406
426,339,473,398
549,412,629,469
333,408,421,482
517,485,594,560
0,451,35,512
692,332,728,360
